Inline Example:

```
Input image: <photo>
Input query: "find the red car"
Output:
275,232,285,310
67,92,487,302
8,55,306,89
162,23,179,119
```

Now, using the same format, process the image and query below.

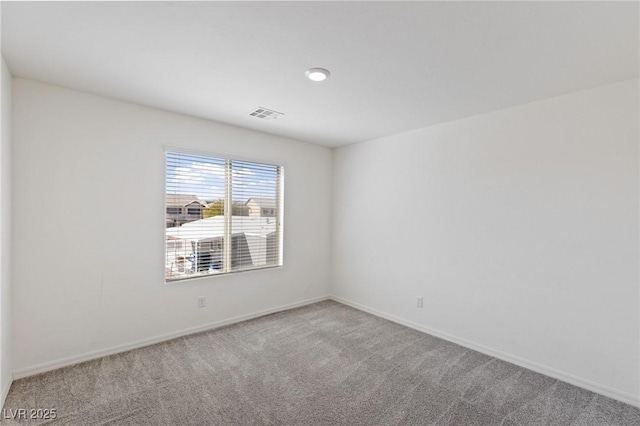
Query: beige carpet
3,300,639,425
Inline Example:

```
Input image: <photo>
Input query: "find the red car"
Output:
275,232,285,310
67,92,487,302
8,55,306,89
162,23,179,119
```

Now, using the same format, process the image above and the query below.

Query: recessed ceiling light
305,68,330,82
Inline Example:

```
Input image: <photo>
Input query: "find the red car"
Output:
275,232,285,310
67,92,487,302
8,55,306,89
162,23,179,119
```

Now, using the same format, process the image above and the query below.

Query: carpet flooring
3,300,639,425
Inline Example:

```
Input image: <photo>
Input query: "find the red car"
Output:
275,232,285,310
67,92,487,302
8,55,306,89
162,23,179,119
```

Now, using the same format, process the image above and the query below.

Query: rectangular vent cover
249,107,284,120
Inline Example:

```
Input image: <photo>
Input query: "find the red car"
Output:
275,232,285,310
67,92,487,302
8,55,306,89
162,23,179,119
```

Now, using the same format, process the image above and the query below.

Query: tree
203,199,224,218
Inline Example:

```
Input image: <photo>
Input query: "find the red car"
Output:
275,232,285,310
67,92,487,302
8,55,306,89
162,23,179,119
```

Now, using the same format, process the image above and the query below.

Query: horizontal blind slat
166,151,282,280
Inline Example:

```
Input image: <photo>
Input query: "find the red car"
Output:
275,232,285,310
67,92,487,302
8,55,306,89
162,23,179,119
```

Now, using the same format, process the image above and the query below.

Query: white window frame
164,147,284,283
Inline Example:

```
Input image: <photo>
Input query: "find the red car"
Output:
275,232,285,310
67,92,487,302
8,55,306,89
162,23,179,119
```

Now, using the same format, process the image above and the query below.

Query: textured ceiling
2,1,638,147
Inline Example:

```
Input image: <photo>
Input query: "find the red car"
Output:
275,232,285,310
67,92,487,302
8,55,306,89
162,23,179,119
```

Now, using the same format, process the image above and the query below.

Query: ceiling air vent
249,107,284,120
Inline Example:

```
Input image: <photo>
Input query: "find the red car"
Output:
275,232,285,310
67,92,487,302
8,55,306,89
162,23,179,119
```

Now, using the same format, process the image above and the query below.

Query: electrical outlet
198,296,206,308
417,297,423,308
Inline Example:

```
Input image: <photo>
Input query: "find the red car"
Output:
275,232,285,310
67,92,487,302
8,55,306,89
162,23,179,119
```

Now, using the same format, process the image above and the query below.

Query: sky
166,151,279,203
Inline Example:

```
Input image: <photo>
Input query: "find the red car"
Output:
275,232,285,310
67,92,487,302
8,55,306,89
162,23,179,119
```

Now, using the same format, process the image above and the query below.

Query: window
166,207,182,215
165,150,283,282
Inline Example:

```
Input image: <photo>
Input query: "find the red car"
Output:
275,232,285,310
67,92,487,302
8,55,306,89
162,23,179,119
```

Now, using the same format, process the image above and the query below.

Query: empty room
0,1,638,425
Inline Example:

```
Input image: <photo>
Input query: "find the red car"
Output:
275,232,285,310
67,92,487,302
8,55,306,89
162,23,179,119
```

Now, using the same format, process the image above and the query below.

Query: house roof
246,198,276,209
166,194,207,208
165,216,276,242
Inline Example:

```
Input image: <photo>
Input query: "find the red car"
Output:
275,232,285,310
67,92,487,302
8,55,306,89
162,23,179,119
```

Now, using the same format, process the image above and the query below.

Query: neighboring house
165,216,277,277
166,194,207,227
246,198,276,217
200,201,249,217
232,202,250,216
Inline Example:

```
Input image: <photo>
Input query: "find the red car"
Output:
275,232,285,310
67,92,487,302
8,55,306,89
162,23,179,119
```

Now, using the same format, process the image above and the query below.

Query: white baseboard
12,294,639,408
330,295,640,408
13,295,330,380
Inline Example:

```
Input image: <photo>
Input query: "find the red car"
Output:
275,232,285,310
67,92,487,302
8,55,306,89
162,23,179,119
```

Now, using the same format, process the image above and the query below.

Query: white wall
12,78,332,375
332,79,639,404
10,75,639,406
0,57,13,404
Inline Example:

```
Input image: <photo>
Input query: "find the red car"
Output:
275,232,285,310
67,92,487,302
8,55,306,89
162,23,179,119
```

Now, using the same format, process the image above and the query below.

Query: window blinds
165,151,282,281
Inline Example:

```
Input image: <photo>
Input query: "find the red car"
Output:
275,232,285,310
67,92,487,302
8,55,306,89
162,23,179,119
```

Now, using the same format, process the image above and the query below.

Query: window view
165,151,283,281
